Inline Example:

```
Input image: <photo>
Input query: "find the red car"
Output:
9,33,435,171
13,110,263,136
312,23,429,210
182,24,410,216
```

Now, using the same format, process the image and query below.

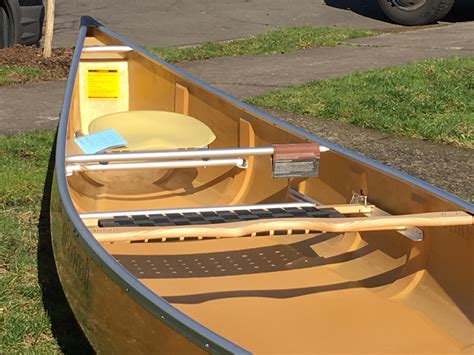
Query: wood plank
91,211,472,243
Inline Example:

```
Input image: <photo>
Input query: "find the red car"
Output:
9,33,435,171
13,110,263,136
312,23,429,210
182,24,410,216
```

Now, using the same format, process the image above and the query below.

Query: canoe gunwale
54,20,249,355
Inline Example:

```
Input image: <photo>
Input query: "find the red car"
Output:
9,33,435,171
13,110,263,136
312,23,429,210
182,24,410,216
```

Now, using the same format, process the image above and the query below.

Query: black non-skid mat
98,206,342,228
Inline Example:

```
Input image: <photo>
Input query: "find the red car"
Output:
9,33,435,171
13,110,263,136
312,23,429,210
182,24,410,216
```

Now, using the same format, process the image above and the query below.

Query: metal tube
67,146,330,164
80,202,315,219
82,45,133,52
288,187,322,205
66,147,275,163
66,158,246,174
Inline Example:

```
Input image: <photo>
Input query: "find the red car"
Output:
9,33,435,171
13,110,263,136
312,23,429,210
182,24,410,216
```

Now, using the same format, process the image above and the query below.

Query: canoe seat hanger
64,144,329,176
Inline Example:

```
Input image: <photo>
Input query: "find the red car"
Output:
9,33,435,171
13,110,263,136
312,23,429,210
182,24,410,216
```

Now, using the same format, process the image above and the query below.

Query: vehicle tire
0,0,21,48
378,0,455,25
17,0,44,45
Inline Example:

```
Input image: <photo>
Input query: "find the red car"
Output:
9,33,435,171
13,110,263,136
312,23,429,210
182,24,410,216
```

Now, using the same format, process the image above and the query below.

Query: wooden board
91,211,472,243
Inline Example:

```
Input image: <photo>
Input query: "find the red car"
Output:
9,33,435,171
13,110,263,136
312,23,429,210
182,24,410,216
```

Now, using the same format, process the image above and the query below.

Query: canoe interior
61,26,474,353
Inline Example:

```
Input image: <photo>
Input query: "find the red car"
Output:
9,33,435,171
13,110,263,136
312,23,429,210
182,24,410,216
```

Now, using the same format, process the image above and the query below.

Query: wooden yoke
92,211,473,243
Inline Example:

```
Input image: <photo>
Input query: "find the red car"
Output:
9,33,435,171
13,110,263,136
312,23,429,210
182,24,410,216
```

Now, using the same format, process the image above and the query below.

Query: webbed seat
88,110,216,151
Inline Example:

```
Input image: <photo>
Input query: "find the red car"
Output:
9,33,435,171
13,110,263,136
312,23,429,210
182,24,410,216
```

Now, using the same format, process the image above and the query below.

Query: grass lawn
146,26,379,63
247,56,474,148
1,130,92,354
0,66,42,86
0,131,58,352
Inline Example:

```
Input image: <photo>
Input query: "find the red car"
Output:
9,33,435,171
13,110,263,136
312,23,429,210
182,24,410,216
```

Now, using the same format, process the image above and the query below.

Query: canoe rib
92,211,472,243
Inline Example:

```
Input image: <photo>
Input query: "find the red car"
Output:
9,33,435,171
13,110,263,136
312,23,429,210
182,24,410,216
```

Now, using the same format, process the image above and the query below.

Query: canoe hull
50,178,207,354
49,15,473,354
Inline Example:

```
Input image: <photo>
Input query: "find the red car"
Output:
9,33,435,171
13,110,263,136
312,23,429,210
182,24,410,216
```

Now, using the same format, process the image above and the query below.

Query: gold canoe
50,16,474,354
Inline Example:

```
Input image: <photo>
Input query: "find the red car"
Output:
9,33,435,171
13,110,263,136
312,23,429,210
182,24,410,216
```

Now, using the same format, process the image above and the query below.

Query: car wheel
378,0,455,25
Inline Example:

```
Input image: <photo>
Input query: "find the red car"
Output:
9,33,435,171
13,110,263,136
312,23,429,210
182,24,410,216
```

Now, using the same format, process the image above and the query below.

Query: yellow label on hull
87,68,120,99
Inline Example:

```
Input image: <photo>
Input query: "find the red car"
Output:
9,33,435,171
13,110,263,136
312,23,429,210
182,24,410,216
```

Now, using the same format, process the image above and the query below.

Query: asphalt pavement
180,22,474,98
53,0,400,47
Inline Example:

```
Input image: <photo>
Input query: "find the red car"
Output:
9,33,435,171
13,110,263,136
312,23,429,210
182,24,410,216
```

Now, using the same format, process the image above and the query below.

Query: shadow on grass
324,0,390,23
37,132,94,354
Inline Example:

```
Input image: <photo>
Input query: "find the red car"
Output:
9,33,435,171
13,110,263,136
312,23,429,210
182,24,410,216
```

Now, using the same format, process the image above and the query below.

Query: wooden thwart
92,211,472,243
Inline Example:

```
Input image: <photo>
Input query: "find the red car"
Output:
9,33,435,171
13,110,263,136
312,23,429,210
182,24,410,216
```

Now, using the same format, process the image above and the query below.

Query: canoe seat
88,110,216,151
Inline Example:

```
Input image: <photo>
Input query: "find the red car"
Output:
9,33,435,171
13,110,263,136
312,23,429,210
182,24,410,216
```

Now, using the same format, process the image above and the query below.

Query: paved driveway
54,0,400,47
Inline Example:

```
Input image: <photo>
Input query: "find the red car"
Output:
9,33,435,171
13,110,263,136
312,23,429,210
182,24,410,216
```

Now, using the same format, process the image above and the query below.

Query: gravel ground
264,109,473,202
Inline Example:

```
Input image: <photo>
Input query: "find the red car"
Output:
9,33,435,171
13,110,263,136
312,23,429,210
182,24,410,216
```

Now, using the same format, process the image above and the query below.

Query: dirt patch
0,45,72,83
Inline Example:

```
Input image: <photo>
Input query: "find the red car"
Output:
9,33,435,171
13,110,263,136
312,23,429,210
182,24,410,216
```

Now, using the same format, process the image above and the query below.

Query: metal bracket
350,193,423,241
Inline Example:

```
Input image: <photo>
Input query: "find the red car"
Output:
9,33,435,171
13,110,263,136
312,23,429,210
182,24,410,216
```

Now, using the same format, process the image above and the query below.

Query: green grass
0,66,42,86
248,56,474,147
147,26,379,63
0,130,61,353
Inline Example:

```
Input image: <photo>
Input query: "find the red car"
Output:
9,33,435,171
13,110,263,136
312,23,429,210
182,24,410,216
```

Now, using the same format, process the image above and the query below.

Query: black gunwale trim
55,17,248,355
54,14,473,354
80,15,102,28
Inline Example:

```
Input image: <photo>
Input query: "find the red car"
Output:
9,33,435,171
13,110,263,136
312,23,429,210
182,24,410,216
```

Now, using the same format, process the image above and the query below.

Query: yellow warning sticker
87,68,120,99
